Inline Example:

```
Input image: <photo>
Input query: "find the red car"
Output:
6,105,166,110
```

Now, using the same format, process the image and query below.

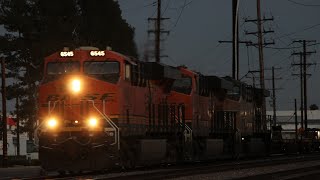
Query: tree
0,0,138,137
77,0,138,56
310,104,319,110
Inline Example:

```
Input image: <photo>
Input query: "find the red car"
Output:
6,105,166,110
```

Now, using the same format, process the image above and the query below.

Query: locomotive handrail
174,114,193,142
34,100,62,147
48,100,61,114
184,124,193,142
34,100,59,146
34,120,46,147
102,100,120,150
88,100,120,150
37,100,120,149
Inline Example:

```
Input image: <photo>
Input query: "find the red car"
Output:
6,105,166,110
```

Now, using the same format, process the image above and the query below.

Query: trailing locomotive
36,47,270,172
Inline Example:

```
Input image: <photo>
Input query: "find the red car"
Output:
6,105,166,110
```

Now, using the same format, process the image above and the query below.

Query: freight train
35,47,271,173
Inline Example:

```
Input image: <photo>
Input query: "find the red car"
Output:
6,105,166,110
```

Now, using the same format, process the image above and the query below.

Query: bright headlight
88,117,98,128
71,79,81,93
47,118,58,128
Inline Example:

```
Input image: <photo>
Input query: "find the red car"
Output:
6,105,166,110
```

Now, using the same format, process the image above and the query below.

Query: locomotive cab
37,47,127,171
37,47,182,172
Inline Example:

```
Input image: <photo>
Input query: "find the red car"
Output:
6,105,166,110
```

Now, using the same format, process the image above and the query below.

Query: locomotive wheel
167,147,177,164
121,157,136,170
40,168,48,176
127,151,137,169
58,170,66,176
120,150,136,170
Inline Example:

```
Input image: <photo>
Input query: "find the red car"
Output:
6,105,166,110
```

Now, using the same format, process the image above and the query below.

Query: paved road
0,166,41,180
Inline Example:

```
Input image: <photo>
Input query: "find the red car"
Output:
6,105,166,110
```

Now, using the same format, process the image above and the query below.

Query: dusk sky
0,0,319,111
118,0,320,110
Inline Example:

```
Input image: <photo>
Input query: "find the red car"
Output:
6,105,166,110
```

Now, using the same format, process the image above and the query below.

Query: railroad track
16,152,320,180
235,165,320,180
98,153,320,180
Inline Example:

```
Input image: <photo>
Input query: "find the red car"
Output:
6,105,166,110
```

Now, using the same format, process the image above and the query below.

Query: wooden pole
1,58,7,167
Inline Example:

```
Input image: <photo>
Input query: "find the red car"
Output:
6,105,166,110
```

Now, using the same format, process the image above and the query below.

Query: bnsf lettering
46,93,115,102
46,94,60,101
81,93,100,101
100,93,115,101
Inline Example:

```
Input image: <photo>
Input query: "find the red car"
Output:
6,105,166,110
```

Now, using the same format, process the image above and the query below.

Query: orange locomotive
36,47,270,172
36,47,181,171
167,67,270,159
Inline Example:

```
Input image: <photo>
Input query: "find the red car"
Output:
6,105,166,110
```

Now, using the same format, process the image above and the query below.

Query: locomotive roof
223,76,248,86
202,75,233,91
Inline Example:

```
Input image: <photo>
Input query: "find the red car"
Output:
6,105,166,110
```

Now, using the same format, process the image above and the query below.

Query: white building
267,110,320,139
0,115,38,159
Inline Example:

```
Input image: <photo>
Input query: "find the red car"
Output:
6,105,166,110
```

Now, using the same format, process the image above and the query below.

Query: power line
287,0,320,7
261,42,320,50
272,20,294,44
275,23,320,40
169,0,194,31
162,0,171,15
170,0,187,30
121,1,157,12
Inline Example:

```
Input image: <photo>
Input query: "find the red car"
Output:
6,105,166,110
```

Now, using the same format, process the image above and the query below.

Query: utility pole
232,0,239,80
292,40,316,132
256,1,265,112
156,0,161,63
271,66,282,126
218,39,252,80
292,53,305,130
299,53,304,130
272,67,276,126
148,0,170,63
245,0,274,131
294,99,298,141
16,97,20,157
1,57,7,167
265,67,282,126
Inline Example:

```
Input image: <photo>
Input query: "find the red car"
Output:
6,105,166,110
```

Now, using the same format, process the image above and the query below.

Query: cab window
172,76,192,95
125,64,131,80
227,85,241,101
84,61,120,84
47,62,80,75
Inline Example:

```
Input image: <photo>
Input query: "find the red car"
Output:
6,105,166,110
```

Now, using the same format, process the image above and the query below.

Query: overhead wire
121,1,157,12
162,0,171,15
259,42,320,50
274,22,320,40
169,0,188,31
287,0,320,7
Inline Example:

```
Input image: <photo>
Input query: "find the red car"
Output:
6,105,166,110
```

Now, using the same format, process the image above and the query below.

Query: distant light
241,137,245,141
75,120,79,124
90,51,105,57
60,51,74,57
